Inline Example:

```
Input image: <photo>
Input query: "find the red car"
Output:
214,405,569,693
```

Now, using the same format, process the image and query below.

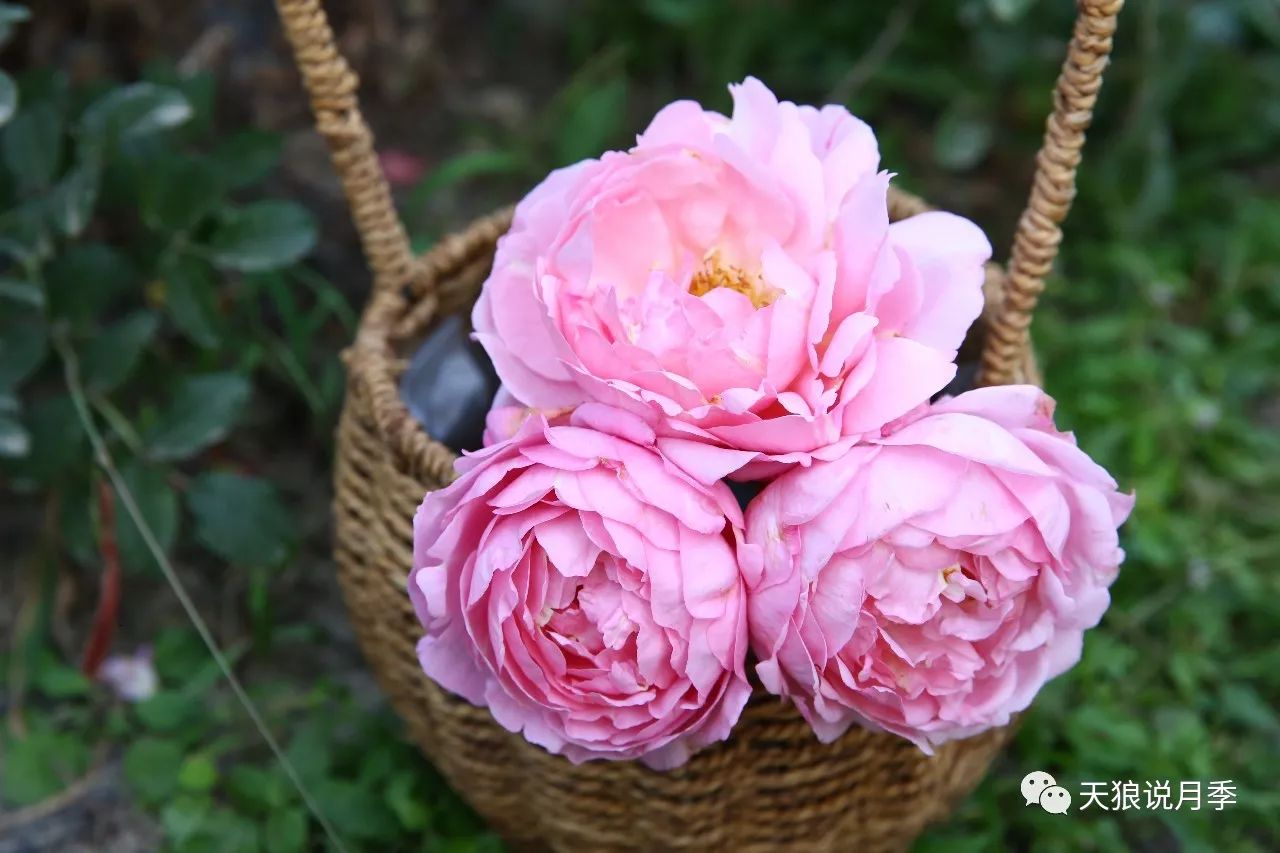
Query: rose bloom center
688,251,776,310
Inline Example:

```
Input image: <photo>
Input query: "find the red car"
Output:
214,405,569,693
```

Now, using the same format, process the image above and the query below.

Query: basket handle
274,0,1121,363
274,0,417,300
978,0,1123,385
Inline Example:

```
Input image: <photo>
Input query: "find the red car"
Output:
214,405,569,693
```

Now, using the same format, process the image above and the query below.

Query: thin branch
0,752,109,836
90,395,144,455
53,330,347,853
828,0,921,106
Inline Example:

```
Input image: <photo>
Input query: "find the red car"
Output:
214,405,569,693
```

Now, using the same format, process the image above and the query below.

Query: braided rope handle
979,0,1123,384
275,0,417,300
274,0,1121,379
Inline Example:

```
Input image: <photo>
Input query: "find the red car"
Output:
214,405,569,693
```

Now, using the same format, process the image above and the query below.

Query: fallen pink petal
98,646,159,703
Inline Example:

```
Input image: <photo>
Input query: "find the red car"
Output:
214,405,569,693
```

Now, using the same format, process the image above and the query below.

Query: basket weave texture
334,193,1022,853
276,0,1122,848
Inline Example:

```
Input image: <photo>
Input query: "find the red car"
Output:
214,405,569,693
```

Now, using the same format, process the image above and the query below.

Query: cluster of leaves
39,19,386,536
0,4,432,851
0,60,347,573
0,626,495,851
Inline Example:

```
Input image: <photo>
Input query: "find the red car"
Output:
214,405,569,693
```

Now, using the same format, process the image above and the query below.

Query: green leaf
179,643,247,695
641,0,709,26
178,754,217,793
79,82,192,145
0,305,45,389
0,412,27,458
386,771,430,831
285,720,331,787
0,1,31,47
555,76,627,166
186,472,295,568
160,796,210,847
202,810,259,853
145,373,250,461
9,66,68,112
115,457,179,574
2,100,62,192
315,778,398,841
206,201,317,272
135,690,203,733
0,276,43,308
226,765,287,815
0,71,16,127
32,656,92,698
0,198,52,264
2,729,90,806
161,254,220,348
988,0,1037,22
141,154,224,233
439,835,504,853
0,395,82,487
0,7,29,51
45,243,138,326
46,162,100,237
264,809,308,853
123,736,184,804
141,64,215,135
210,129,282,189
1219,683,1279,733
152,628,207,683
933,102,993,172
81,311,159,394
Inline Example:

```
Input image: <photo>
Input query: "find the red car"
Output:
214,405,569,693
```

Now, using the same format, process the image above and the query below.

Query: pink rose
410,403,751,768
473,77,991,478
740,386,1134,751
481,385,538,446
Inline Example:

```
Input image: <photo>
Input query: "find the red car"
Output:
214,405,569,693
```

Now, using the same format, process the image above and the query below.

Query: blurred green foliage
2,0,1277,850
0,2,399,849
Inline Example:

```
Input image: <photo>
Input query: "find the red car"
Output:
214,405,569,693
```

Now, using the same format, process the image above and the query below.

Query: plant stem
79,480,121,677
90,395,143,454
53,330,347,853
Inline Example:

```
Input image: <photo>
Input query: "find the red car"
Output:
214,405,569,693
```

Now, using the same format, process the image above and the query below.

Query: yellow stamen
689,253,775,309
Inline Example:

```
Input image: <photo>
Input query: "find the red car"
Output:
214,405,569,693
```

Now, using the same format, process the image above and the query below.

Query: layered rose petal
410,405,751,768
741,386,1134,752
473,77,990,477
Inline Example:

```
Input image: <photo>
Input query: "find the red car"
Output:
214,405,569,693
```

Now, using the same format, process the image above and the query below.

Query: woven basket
275,1,1122,849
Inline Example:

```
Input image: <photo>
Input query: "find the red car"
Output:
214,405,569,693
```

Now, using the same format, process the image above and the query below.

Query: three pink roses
409,79,1132,768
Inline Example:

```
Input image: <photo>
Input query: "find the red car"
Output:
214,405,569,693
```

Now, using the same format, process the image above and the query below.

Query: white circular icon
1039,785,1072,814
1021,770,1057,806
